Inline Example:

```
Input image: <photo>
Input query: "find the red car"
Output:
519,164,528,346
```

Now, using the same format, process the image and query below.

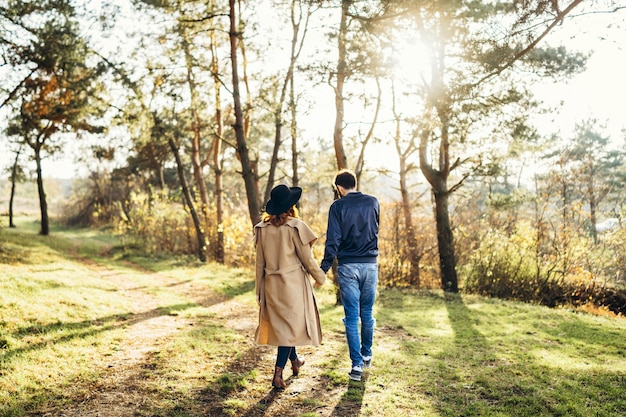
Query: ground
42,258,366,417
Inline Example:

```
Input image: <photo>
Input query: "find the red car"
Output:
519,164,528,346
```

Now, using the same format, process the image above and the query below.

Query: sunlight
387,36,432,85
532,348,626,373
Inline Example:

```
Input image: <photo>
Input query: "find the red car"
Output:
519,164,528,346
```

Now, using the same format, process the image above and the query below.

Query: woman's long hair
263,205,299,226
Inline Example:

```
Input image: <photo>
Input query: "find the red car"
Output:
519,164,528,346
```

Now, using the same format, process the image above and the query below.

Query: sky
534,8,626,140
1,3,625,181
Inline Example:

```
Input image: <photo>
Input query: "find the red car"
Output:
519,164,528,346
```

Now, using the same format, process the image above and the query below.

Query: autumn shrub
595,227,626,288
60,172,128,227
116,192,199,256
378,202,439,289
216,202,256,267
463,219,626,315
115,192,271,266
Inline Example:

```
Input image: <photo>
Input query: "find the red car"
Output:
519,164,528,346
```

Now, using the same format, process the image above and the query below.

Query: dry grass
1,216,625,416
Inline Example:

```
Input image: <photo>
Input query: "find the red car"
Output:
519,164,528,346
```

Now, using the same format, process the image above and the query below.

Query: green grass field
1,216,625,416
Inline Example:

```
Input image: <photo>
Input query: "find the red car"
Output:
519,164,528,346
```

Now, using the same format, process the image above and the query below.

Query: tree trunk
168,137,206,263
229,0,261,227
264,0,307,203
417,5,459,292
400,182,422,288
420,122,459,292
182,32,211,224
266,115,282,203
34,148,49,236
588,156,598,243
434,189,458,292
290,74,299,188
326,0,353,305
391,83,421,286
210,29,225,264
9,176,17,228
332,0,349,170
354,77,381,185
290,0,312,192
9,148,21,228
214,159,225,263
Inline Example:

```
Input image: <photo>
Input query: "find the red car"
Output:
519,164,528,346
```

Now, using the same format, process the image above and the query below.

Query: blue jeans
337,263,378,368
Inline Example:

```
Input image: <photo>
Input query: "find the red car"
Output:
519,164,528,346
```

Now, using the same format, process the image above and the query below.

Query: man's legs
337,264,363,369
359,263,378,363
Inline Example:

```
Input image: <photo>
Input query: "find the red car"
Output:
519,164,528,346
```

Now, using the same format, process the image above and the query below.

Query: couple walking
253,169,380,390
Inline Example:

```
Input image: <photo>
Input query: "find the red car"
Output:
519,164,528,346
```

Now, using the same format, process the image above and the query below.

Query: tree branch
1,68,37,109
475,0,585,87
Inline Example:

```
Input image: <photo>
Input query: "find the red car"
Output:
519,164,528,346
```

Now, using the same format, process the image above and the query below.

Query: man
321,169,380,382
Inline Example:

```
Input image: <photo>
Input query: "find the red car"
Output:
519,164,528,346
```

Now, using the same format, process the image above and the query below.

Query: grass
1,215,625,416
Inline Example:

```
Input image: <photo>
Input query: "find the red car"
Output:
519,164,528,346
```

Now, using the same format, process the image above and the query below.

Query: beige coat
254,217,326,346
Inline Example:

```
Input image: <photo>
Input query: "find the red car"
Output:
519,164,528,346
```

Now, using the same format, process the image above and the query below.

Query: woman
254,184,326,390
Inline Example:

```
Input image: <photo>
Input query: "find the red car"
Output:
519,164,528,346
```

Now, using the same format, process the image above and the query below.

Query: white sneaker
363,356,372,368
349,366,363,381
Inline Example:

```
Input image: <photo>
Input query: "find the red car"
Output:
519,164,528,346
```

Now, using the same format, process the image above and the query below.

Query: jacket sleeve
293,223,326,286
254,226,265,304
320,203,340,273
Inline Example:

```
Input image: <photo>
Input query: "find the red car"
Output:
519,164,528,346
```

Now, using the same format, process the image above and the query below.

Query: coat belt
265,263,304,276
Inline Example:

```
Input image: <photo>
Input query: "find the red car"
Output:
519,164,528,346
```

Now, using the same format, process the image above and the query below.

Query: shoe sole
348,371,362,381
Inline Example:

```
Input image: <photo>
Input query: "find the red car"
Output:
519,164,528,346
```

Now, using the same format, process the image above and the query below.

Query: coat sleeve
254,226,265,305
293,223,326,286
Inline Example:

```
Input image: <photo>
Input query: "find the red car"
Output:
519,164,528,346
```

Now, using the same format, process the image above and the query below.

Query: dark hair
334,169,357,190
262,205,299,226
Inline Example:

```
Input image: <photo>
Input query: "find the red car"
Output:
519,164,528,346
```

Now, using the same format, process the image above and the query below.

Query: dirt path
47,260,363,417
53,262,193,417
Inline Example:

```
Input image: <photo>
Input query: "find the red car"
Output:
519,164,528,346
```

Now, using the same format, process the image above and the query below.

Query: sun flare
388,37,433,84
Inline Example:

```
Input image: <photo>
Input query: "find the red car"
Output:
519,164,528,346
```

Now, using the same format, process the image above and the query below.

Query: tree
390,82,424,287
331,0,350,171
208,12,228,264
180,24,212,225
365,0,589,292
2,0,106,235
229,0,261,227
565,120,624,242
263,0,313,203
164,113,207,263
7,145,25,228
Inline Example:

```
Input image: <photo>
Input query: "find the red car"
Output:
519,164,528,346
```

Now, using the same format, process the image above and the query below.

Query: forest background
1,0,626,314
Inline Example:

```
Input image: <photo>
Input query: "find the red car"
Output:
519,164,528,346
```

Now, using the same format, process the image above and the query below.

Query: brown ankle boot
272,366,286,390
291,357,305,376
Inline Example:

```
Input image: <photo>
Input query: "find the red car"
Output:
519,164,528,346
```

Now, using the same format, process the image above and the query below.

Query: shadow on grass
433,292,494,414
218,278,256,298
171,324,362,417
1,301,213,417
330,379,366,416
433,292,626,416
3,303,198,362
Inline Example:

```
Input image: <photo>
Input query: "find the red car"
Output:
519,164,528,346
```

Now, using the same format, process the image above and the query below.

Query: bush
116,192,199,256
463,221,626,316
378,202,439,289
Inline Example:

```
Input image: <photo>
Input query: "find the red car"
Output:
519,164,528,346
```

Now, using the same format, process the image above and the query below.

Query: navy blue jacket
320,191,379,273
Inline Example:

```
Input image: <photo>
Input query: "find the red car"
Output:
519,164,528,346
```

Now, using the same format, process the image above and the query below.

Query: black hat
265,184,302,215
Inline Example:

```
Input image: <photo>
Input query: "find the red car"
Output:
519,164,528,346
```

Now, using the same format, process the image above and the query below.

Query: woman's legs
289,347,298,361
275,346,294,369
273,346,305,387
273,346,292,390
